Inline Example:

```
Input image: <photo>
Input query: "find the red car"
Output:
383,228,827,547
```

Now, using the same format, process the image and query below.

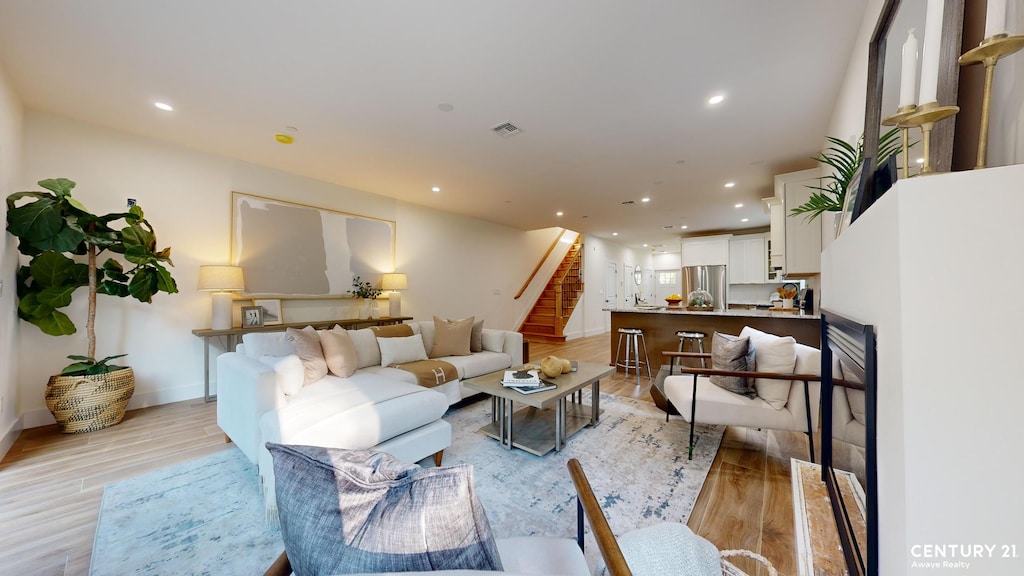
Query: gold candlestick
959,34,1024,169
900,101,959,175
882,104,918,178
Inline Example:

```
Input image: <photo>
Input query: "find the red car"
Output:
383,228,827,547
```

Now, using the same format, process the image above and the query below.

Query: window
658,271,677,285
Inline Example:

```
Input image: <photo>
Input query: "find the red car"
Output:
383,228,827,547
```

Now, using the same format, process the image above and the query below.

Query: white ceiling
0,0,867,251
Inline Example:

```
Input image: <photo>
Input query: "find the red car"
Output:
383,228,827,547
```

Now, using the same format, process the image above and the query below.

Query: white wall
563,234,647,340
14,111,562,427
0,62,23,458
822,166,1024,575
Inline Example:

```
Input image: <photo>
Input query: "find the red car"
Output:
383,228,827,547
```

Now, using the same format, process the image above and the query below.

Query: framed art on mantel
231,192,396,296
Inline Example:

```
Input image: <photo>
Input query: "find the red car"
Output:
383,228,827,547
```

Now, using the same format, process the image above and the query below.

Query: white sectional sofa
216,319,523,520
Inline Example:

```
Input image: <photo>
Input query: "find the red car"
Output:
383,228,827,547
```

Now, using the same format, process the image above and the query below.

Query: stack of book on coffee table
501,369,556,394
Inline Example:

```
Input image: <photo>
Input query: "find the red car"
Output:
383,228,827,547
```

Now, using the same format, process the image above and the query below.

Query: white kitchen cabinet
729,235,768,284
681,235,731,267
774,168,822,276
765,197,785,279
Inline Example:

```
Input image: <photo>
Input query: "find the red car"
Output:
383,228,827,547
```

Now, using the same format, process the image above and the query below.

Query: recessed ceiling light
734,203,744,208
154,102,173,112
680,225,689,230
708,94,725,105
724,182,735,188
741,218,749,222
643,243,648,247
916,157,925,164
612,232,618,236
432,186,441,192
641,197,650,203
556,211,564,216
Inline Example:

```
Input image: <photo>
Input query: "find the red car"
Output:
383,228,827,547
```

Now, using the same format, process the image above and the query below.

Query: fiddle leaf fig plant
5,178,178,375
789,127,904,221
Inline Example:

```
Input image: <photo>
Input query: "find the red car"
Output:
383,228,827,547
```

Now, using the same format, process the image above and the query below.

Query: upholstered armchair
662,326,822,462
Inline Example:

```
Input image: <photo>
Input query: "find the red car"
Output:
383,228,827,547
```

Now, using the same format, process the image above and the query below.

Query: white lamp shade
198,265,245,291
381,273,408,290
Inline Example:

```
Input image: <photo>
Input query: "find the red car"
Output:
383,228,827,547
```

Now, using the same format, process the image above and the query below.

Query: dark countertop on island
607,307,821,371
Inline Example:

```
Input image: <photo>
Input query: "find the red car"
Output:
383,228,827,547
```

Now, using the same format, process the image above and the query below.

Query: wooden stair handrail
567,458,632,576
514,229,566,300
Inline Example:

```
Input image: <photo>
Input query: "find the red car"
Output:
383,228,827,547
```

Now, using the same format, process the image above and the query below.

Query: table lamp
198,265,245,330
382,273,407,317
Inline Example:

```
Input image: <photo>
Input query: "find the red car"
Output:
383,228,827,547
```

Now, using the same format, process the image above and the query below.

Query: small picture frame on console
253,298,282,325
241,305,264,328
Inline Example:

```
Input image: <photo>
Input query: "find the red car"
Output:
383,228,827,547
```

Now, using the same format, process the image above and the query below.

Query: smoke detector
491,122,522,138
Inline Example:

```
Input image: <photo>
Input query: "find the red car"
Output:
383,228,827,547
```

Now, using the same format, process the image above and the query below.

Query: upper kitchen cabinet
681,235,732,267
729,234,768,284
764,196,785,281
775,168,822,276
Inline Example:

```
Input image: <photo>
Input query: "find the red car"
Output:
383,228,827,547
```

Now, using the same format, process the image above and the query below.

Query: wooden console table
192,316,412,402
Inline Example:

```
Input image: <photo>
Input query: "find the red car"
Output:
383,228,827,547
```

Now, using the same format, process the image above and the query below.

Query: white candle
918,0,944,105
985,0,1007,39
899,28,919,108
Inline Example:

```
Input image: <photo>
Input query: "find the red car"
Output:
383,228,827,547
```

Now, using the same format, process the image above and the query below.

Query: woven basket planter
44,367,135,434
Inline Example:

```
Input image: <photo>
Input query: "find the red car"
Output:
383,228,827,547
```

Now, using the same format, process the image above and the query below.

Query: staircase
519,237,584,343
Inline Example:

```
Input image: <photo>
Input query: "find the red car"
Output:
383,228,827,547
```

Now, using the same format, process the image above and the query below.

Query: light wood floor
1,333,815,575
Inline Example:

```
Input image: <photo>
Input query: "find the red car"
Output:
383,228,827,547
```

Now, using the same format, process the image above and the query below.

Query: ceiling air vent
621,200,636,206
662,225,675,229
491,122,522,138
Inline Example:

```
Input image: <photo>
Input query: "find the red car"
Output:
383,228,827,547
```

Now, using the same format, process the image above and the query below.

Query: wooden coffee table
462,361,614,456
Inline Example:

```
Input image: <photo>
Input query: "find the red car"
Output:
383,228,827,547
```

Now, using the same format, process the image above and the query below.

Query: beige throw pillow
320,327,359,377
430,316,474,358
284,326,328,385
371,324,415,339
469,319,484,352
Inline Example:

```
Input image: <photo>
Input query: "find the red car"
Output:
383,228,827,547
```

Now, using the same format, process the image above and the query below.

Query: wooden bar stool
615,327,652,385
675,330,707,368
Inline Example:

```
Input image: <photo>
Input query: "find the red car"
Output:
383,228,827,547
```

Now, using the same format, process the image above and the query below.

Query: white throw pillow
377,334,429,367
481,330,504,353
740,326,796,410
348,328,382,369
257,354,305,397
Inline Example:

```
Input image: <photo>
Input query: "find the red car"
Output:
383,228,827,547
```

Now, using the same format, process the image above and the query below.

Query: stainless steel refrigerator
681,265,727,310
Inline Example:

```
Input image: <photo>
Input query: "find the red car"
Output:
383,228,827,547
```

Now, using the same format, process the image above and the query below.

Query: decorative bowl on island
664,294,683,307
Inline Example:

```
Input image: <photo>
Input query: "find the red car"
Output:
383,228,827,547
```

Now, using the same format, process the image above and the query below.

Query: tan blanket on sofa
394,359,459,388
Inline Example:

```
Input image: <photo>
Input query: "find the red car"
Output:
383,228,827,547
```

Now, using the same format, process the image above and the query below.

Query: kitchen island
607,307,821,371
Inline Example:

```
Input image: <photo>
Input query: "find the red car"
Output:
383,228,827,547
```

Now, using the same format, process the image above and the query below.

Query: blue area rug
90,448,282,575
91,393,723,575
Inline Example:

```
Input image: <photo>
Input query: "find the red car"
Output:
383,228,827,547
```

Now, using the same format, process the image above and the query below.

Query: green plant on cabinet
789,127,904,221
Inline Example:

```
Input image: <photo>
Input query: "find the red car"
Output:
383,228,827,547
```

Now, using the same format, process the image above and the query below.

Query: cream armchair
662,329,822,462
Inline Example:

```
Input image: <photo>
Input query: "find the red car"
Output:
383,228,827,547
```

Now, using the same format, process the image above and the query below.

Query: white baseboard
0,416,23,462
21,383,203,430
583,326,608,337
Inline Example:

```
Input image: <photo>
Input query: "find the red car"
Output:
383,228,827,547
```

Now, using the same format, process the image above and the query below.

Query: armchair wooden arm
567,458,632,576
263,551,291,576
